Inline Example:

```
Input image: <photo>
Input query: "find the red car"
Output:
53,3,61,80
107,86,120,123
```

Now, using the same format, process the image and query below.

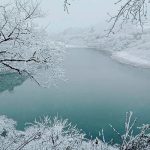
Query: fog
40,0,118,33
1,0,118,33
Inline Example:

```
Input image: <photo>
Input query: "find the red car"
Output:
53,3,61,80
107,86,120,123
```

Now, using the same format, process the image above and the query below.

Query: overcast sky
39,0,117,33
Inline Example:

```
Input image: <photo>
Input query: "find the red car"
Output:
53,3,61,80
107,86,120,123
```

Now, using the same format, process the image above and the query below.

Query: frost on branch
0,0,65,86
108,0,150,35
1,113,149,150
0,116,115,150
64,0,71,14
110,112,150,150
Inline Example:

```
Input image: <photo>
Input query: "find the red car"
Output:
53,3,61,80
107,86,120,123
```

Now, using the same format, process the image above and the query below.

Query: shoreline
65,45,150,69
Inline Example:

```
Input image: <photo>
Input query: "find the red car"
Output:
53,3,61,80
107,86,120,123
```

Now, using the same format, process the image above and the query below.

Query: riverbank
106,27,150,68
57,24,150,69
112,49,150,68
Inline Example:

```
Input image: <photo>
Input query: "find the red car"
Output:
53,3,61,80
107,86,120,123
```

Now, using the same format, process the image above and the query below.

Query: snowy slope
111,28,150,68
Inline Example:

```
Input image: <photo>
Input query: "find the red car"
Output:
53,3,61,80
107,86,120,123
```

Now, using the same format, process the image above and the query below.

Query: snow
0,116,117,150
0,0,66,87
56,23,150,69
109,25,150,68
112,50,150,68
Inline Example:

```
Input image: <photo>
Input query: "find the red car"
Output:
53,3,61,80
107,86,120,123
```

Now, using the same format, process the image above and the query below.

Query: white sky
39,0,117,33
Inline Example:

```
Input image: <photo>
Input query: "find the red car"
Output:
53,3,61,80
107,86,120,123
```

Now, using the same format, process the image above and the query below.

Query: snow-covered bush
0,116,115,150
0,113,149,150
110,112,150,150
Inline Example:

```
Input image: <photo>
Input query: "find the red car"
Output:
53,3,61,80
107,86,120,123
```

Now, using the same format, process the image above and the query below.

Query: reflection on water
0,73,27,93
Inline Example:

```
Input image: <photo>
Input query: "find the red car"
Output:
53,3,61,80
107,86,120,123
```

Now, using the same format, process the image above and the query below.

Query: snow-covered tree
0,0,65,86
108,0,150,34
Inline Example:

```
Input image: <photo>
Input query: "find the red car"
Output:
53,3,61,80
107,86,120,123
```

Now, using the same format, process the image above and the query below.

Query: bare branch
64,0,71,14
108,0,149,35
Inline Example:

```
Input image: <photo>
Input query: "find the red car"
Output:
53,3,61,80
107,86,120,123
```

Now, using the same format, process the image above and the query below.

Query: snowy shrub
0,113,149,150
110,112,150,150
0,116,115,150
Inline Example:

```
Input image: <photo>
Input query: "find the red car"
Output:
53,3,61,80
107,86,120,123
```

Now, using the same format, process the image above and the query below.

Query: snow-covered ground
55,24,150,68
111,30,150,68
101,25,150,68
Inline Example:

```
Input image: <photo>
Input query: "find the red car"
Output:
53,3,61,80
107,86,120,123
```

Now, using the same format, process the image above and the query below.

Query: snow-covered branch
0,0,64,86
64,0,71,13
108,0,150,35
0,113,149,150
0,116,115,150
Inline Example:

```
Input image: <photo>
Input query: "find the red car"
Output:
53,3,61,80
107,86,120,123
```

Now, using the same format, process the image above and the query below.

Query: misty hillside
55,23,150,68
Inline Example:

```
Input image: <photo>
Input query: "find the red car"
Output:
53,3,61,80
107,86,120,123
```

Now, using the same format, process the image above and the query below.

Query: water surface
0,48,150,143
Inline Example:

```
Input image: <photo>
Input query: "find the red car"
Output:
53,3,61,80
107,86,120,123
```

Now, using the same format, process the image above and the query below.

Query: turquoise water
0,48,150,143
